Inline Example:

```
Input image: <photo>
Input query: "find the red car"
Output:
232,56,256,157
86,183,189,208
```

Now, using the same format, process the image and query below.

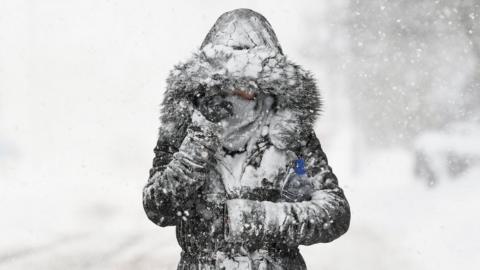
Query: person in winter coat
143,8,350,270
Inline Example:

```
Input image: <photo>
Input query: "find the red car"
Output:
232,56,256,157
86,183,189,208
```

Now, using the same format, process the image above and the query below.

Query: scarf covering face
219,94,274,152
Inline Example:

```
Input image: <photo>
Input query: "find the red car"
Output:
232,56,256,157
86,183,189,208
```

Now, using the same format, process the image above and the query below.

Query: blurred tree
344,0,480,146
459,0,480,121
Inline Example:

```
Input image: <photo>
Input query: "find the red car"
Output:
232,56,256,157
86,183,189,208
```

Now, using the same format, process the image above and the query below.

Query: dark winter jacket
143,8,350,270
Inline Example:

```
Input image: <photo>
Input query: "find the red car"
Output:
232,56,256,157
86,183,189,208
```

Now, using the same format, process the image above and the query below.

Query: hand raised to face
194,93,234,123
193,87,258,123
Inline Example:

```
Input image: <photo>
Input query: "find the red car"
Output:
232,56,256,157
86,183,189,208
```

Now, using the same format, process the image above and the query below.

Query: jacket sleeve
142,98,220,227
225,130,350,246
142,100,190,227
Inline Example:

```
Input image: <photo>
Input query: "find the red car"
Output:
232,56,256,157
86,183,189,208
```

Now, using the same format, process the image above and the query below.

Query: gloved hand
157,110,224,201
175,109,223,166
195,93,234,123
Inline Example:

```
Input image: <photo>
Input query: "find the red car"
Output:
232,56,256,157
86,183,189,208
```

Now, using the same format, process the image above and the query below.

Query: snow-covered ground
303,147,480,270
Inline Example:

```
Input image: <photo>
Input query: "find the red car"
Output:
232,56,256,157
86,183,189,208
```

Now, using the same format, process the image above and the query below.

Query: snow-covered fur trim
161,44,322,150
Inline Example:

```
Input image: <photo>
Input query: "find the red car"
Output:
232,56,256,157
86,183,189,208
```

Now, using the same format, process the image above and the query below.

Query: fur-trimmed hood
160,9,322,149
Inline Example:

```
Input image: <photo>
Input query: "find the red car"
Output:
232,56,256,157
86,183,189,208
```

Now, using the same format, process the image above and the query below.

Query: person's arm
225,129,350,246
143,104,221,227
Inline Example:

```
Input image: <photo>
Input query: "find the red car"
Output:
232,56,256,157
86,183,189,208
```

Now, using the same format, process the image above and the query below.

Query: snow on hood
161,9,322,147
200,8,283,54
198,9,283,80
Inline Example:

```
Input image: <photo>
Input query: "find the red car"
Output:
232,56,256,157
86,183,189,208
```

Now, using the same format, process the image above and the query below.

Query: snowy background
1,0,479,269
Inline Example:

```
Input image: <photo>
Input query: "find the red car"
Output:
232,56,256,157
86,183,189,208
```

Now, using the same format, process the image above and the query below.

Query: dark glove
194,93,234,123
155,110,223,202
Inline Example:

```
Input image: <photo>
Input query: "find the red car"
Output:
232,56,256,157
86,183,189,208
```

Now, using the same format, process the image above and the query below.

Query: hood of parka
161,9,322,150
200,8,283,53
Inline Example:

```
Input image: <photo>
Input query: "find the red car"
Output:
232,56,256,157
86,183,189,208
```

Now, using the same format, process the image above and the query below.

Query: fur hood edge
162,50,322,127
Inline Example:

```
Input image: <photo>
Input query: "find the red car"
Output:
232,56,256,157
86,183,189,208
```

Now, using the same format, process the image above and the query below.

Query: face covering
219,94,273,152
